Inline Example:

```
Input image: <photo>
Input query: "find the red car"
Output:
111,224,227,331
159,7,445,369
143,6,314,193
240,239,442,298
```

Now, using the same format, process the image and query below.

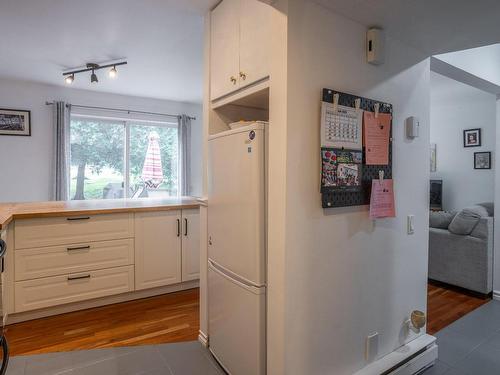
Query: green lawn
69,167,177,200
70,167,123,199
70,175,123,200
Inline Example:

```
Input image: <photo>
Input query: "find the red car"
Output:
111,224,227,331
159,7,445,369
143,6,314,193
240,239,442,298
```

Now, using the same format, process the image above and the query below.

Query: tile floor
422,300,500,375
6,341,225,375
7,300,500,374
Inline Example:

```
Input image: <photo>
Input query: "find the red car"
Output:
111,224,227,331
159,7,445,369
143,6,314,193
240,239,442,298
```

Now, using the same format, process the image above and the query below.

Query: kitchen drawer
15,239,134,281
15,265,134,312
15,213,134,249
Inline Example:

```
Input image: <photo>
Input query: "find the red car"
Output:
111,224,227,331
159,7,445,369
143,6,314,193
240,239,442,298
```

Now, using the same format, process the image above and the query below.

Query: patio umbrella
141,131,163,188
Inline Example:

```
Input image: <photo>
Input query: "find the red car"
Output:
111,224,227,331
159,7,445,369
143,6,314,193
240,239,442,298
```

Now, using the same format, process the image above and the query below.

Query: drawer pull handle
67,274,91,281
67,217,90,221
67,245,91,252
177,219,180,237
184,218,188,236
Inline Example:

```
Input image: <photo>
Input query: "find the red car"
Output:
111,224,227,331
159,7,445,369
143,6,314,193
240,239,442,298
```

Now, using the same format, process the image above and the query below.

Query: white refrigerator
208,123,266,375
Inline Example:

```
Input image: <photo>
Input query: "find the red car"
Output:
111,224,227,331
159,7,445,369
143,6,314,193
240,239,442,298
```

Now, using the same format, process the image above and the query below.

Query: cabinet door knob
239,71,246,80
230,76,237,84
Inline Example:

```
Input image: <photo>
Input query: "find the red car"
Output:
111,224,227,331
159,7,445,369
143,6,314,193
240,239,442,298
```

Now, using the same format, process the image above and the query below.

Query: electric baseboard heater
354,334,437,375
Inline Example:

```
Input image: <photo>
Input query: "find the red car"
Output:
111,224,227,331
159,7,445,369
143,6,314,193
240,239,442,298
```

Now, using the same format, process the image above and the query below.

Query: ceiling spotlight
90,70,98,83
109,66,117,78
65,74,74,84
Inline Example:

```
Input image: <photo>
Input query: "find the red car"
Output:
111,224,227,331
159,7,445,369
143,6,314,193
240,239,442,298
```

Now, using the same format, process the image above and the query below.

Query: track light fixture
62,60,127,84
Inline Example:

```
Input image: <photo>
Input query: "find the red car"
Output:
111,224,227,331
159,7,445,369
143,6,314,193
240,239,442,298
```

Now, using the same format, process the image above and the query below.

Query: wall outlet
407,215,415,235
365,332,379,362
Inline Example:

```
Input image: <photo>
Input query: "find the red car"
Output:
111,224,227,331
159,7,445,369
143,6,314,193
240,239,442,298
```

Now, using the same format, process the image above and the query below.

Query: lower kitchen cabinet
182,208,200,281
6,205,201,316
135,210,182,290
15,265,134,312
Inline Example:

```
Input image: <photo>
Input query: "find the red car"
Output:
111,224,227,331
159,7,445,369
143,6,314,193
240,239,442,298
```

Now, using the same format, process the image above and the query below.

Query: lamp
65,74,74,84
109,66,117,78
90,70,98,83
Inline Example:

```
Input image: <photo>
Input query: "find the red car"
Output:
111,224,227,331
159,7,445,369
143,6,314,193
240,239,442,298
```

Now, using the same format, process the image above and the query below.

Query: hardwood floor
5,288,200,356
5,282,487,356
427,281,490,335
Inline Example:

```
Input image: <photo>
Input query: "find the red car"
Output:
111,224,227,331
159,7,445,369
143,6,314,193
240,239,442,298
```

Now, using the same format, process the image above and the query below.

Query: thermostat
405,116,420,139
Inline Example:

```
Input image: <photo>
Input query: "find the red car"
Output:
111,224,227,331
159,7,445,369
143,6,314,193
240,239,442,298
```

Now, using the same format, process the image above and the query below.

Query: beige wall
267,0,431,373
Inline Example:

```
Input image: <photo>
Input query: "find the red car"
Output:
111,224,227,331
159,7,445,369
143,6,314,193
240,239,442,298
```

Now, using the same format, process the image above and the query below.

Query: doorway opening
426,44,500,334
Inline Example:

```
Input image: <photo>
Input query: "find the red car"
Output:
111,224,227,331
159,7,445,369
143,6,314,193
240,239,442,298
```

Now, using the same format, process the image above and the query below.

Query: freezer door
208,260,266,375
208,126,265,286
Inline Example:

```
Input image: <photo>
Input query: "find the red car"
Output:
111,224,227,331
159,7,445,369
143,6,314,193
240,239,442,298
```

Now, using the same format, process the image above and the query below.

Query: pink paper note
363,111,392,165
369,179,395,219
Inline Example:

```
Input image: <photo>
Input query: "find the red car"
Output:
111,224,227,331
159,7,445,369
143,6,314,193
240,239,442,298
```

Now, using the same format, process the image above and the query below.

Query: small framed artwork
474,152,491,170
430,143,437,172
0,108,31,136
463,128,481,147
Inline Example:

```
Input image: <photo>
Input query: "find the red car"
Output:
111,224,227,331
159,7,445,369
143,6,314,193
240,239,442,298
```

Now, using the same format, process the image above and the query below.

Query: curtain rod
45,101,196,120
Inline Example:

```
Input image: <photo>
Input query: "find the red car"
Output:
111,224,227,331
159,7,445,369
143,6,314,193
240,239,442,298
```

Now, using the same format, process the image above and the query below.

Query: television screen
430,180,442,210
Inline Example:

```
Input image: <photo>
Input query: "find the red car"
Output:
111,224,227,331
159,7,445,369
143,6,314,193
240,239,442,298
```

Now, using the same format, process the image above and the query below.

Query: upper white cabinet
181,209,200,282
211,0,240,100
239,0,272,88
135,211,182,290
210,0,272,101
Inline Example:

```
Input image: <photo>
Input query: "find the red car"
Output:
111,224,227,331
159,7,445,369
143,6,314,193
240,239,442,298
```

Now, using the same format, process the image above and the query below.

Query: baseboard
353,334,437,375
198,330,209,347
7,280,199,324
493,290,500,301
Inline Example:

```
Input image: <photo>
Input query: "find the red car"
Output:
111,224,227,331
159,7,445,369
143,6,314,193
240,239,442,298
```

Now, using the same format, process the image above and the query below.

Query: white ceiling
4,0,500,103
0,0,218,103
315,0,500,56
434,44,500,88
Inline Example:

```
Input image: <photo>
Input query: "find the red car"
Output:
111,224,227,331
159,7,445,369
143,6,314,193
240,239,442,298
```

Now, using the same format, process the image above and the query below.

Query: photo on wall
430,143,437,172
463,128,481,148
474,151,491,170
321,148,363,192
0,108,31,136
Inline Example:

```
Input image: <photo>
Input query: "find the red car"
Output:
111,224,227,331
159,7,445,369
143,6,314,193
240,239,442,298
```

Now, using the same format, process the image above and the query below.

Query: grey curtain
53,101,71,200
178,114,192,196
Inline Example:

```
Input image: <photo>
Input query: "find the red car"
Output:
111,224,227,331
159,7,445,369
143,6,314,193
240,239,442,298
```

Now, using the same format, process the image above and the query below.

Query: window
69,114,179,200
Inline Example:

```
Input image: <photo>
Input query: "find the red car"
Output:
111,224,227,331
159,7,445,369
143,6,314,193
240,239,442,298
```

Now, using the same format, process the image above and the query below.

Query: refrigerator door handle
208,259,265,294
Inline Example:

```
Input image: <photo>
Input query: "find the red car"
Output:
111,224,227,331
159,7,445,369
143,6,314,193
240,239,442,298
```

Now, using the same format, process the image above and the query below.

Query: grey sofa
428,203,494,295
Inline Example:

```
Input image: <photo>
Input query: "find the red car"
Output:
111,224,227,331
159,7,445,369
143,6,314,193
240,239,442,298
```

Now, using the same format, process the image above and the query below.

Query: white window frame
69,113,179,199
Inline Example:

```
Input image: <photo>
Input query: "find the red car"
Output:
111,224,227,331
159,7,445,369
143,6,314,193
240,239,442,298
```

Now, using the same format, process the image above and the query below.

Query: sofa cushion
448,205,489,235
477,202,494,217
429,211,456,229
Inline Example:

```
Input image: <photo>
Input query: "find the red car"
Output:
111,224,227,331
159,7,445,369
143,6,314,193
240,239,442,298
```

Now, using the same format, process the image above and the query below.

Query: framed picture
430,143,437,172
463,128,481,147
0,108,31,136
474,152,491,169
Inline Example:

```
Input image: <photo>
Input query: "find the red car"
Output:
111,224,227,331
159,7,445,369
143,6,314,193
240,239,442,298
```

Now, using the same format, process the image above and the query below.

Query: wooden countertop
0,197,206,230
